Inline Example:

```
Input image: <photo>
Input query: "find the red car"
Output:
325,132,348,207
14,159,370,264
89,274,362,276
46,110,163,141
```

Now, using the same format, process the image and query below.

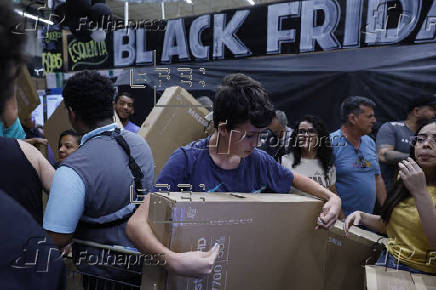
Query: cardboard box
32,77,47,91
365,265,436,290
141,192,328,290
43,101,71,161
324,221,385,290
16,65,41,121
137,87,211,178
43,101,123,161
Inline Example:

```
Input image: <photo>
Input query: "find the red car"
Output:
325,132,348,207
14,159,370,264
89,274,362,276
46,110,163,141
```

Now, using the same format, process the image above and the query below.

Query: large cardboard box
365,265,436,289
137,87,211,178
43,101,71,161
16,65,41,121
141,192,328,290
324,221,385,290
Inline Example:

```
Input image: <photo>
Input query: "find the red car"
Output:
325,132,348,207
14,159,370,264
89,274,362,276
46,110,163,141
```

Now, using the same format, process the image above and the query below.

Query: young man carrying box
126,73,342,277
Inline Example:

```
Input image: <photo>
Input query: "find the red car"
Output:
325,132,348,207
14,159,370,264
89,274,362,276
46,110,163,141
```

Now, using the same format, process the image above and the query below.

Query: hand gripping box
137,86,211,178
140,192,328,290
324,220,384,290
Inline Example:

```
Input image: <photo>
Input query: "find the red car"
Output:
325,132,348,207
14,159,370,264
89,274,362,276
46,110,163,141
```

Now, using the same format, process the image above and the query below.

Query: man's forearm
46,231,73,248
375,175,387,206
126,196,172,256
384,150,409,165
293,173,336,201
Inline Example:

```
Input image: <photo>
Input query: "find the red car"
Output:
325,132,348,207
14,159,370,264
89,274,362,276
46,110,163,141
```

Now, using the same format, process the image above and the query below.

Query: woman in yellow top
345,119,436,274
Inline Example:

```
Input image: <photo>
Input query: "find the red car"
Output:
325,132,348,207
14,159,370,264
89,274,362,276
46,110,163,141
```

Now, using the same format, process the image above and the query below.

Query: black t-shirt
0,190,65,290
0,137,43,224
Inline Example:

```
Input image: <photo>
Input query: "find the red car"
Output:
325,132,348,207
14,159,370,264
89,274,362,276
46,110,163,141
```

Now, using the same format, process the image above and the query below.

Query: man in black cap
376,94,436,190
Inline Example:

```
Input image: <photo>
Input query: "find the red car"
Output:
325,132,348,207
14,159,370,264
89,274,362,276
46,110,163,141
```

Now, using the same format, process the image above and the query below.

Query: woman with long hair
282,115,336,193
344,119,436,274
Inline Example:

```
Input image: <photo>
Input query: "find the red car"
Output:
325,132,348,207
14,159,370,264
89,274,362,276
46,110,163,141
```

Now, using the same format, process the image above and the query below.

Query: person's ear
217,121,229,137
67,106,76,122
348,113,357,125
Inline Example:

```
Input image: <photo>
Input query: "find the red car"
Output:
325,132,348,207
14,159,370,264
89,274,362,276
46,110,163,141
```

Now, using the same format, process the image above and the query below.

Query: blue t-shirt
330,129,381,216
155,138,294,193
124,121,140,133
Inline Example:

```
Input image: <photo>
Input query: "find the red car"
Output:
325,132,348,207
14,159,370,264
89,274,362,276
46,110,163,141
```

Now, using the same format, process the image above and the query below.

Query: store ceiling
15,0,283,23
107,0,282,20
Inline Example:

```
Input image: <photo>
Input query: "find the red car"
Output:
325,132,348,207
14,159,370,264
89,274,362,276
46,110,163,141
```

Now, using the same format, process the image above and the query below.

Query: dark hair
340,96,376,124
408,94,436,113
0,1,26,116
213,73,275,130
62,70,115,127
58,129,82,148
115,91,134,103
289,115,334,183
380,118,436,223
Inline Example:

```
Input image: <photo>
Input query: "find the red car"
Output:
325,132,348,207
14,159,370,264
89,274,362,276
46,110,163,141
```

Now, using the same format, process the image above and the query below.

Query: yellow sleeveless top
386,186,436,273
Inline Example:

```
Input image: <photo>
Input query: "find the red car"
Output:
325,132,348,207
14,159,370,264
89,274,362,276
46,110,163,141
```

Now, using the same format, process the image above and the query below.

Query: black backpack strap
92,128,144,194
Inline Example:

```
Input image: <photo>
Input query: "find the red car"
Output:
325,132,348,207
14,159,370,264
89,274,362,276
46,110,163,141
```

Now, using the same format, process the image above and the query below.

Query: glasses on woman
297,128,317,135
410,134,436,145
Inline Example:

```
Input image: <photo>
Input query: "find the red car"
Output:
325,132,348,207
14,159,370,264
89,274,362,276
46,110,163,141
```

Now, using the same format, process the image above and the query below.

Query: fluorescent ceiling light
246,0,255,5
185,0,192,3
14,9,54,25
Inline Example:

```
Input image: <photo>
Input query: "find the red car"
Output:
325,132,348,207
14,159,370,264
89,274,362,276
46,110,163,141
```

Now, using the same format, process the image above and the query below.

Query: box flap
412,273,436,289
331,220,386,244
365,265,436,290
153,191,322,204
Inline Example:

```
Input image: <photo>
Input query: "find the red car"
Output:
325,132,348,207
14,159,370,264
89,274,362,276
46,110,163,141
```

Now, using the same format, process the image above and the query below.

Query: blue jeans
376,250,436,275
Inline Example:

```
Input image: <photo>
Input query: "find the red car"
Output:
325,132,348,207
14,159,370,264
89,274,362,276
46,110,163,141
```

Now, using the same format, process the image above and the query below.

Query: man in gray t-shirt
376,94,436,190
376,122,413,190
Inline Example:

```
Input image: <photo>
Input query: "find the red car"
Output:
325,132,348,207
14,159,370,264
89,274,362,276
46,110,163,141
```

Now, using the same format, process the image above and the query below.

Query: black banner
41,25,63,73
44,0,436,71
66,33,113,71
112,0,436,67
116,41,436,134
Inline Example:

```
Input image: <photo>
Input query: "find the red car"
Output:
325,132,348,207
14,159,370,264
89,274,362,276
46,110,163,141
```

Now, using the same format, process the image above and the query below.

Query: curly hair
213,73,275,130
289,115,334,183
0,0,26,116
62,70,115,127
381,118,436,223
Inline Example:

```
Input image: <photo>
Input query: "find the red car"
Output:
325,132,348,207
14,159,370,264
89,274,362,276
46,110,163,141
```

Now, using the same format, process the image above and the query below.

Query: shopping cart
65,239,143,290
